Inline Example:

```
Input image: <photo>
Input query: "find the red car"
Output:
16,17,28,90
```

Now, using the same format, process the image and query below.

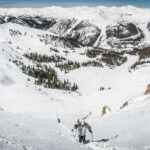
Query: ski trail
87,142,132,150
56,123,96,150
0,135,35,150
56,122,91,150
56,122,78,145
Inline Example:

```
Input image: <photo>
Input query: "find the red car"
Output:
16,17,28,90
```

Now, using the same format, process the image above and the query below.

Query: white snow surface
0,6,150,150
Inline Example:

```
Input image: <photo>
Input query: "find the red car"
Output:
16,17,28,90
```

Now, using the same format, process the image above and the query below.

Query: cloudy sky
0,0,149,8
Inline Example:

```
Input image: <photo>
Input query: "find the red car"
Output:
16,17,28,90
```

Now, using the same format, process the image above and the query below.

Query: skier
73,119,93,143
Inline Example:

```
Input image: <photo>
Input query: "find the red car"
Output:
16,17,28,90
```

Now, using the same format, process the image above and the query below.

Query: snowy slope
0,5,150,150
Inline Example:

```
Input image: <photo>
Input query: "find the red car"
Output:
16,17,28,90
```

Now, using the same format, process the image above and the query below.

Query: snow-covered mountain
0,5,150,150
0,5,150,49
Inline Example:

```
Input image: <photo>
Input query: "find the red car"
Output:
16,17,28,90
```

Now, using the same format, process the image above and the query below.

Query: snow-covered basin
0,57,150,150
0,12,150,149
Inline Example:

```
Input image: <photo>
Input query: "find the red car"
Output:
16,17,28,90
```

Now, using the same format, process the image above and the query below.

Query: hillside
0,6,150,150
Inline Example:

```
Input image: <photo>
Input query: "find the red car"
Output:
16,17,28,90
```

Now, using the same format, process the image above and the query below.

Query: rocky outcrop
44,19,102,46
0,15,56,29
66,20,101,46
47,18,77,35
106,23,144,48
106,23,139,39
101,105,111,116
120,101,129,109
145,84,150,95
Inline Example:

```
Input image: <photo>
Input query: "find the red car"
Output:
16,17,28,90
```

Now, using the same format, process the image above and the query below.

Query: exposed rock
48,18,77,35
106,22,144,48
106,23,138,39
0,15,56,30
101,105,111,116
145,84,150,95
66,20,101,46
0,15,145,48
120,101,129,109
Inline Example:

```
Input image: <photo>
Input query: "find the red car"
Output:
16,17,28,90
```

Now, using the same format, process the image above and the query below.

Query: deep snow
0,6,150,150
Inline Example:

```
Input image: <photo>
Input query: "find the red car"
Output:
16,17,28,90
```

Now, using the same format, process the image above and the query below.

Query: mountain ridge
0,5,150,50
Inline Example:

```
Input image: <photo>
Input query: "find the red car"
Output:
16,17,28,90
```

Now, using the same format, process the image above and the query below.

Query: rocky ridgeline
0,15,146,49
106,23,144,49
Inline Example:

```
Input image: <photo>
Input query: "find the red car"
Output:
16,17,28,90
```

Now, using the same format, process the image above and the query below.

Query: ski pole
91,133,94,142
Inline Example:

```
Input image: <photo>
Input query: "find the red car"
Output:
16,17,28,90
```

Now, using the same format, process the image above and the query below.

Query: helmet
77,118,84,125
